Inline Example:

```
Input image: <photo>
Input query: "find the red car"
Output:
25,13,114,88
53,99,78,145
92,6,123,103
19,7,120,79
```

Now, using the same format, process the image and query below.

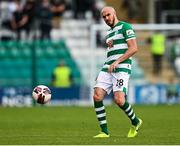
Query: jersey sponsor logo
126,29,135,36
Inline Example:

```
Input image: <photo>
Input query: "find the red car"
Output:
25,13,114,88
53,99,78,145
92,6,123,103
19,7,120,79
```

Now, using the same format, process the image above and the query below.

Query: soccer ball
32,85,51,104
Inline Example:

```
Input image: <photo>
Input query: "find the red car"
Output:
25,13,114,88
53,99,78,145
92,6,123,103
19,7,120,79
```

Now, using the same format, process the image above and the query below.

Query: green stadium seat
35,47,43,58
42,40,52,47
72,68,81,85
15,59,31,68
18,41,30,47
4,41,21,58
21,46,31,58
37,58,57,71
0,40,82,87
18,41,30,55
65,58,76,68
37,68,52,86
0,70,5,78
0,59,12,69
0,46,8,58
37,67,52,77
47,58,59,70
52,40,66,49
2,68,15,78
44,46,57,58
8,47,22,58
37,58,48,68
56,48,71,58
37,78,51,86
6,41,17,49
19,69,31,79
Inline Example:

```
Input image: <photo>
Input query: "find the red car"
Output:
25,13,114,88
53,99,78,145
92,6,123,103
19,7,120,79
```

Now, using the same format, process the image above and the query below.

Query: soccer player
93,6,142,138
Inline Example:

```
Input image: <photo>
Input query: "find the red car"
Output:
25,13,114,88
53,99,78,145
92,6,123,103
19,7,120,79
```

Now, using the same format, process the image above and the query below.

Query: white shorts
94,71,130,95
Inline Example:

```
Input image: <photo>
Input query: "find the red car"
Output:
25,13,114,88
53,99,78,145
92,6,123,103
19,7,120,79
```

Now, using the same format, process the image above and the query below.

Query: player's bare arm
108,39,138,73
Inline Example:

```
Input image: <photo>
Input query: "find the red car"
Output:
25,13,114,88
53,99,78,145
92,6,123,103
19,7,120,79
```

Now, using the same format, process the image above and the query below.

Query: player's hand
108,61,119,73
107,40,113,48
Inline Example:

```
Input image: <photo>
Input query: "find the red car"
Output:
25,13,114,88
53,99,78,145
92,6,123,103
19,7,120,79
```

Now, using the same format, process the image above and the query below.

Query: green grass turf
0,104,180,145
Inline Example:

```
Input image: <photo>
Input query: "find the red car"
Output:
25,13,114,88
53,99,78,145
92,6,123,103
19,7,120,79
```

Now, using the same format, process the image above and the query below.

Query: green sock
94,101,108,134
119,101,139,126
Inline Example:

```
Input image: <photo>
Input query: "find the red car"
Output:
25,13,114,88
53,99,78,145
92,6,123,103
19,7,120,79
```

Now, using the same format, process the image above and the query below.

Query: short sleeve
122,23,136,41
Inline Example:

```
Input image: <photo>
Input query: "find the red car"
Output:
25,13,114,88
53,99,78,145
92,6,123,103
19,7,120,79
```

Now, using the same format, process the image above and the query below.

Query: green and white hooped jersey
101,21,136,74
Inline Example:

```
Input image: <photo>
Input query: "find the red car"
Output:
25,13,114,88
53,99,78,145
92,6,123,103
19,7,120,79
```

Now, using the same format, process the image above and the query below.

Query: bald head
101,6,118,27
101,6,116,15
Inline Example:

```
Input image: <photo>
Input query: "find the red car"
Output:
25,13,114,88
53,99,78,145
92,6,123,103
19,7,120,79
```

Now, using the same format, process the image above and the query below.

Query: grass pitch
0,104,180,145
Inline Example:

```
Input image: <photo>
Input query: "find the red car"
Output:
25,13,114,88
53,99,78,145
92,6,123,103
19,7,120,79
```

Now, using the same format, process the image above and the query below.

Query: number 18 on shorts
94,72,130,95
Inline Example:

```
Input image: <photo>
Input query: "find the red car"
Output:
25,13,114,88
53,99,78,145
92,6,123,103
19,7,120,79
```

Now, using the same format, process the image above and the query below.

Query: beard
106,15,115,28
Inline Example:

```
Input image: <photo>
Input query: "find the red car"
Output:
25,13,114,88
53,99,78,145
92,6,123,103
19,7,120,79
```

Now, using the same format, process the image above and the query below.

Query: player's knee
93,93,102,102
114,92,125,106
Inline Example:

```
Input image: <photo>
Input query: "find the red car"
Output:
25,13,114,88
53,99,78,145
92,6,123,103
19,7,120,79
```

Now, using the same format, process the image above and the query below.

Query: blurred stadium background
0,0,179,106
1,0,180,145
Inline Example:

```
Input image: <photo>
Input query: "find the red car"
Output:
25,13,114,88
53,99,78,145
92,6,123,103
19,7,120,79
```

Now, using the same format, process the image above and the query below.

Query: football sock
119,100,139,126
94,101,109,135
